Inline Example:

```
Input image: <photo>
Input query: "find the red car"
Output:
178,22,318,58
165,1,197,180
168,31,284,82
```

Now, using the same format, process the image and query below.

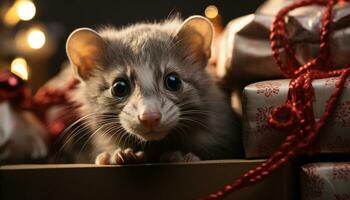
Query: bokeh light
27,29,46,49
11,57,29,80
205,5,219,19
16,0,36,21
3,0,36,26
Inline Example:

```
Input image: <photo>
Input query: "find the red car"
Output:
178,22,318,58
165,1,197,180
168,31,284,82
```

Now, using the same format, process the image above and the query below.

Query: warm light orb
11,58,29,80
205,5,219,19
27,29,46,49
16,0,36,21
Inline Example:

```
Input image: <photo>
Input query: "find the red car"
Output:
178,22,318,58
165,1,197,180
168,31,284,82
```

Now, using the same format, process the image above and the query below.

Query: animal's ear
175,15,213,64
66,28,107,80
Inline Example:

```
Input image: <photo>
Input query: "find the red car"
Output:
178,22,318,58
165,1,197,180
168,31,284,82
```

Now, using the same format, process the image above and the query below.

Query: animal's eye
111,78,130,97
165,73,182,91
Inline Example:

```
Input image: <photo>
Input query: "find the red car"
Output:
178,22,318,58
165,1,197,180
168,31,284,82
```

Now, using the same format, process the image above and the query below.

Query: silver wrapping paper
0,102,48,163
242,77,350,158
217,0,350,87
301,162,350,200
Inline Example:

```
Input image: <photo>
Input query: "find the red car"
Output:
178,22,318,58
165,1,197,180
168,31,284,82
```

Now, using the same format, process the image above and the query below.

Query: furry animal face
66,16,214,142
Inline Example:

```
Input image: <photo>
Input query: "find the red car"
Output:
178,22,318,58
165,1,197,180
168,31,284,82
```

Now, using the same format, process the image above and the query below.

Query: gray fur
66,17,242,163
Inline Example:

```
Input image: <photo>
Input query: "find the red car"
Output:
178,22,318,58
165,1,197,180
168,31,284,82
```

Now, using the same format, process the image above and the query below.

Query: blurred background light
16,0,36,21
205,5,218,19
11,57,29,80
3,0,36,26
1,0,264,90
27,29,46,49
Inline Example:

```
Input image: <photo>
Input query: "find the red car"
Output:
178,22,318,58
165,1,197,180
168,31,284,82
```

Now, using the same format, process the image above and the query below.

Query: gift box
0,102,48,164
0,159,297,200
301,162,350,200
0,70,49,164
216,0,350,88
242,77,350,158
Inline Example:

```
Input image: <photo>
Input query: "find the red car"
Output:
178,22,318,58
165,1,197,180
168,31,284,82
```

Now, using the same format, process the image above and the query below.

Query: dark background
35,0,264,27
33,0,265,76
0,0,265,89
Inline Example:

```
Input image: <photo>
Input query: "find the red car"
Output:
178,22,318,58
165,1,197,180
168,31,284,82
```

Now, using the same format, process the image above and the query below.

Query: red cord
32,78,80,134
201,0,350,199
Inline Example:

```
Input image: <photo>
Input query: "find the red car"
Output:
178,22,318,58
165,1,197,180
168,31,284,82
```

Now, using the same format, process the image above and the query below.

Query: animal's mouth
120,116,177,141
125,126,168,141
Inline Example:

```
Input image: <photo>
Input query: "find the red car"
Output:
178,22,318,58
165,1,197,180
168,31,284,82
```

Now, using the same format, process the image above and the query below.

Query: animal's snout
138,111,161,127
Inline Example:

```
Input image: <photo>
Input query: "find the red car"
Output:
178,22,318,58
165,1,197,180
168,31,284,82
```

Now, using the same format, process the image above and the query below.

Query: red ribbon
0,69,79,137
0,70,31,108
201,0,350,199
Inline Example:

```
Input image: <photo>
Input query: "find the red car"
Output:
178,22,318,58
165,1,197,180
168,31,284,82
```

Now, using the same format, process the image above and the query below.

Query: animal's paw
160,151,200,163
95,148,146,165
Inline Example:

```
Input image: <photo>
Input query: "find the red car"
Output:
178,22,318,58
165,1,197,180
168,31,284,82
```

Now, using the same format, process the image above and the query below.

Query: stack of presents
215,0,350,199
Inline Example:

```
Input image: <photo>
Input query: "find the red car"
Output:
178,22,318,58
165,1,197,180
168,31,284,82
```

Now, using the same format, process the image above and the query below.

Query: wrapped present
0,68,80,164
301,162,350,200
216,0,350,88
35,63,79,137
0,70,48,163
0,62,79,164
242,77,350,158
207,0,350,198
36,65,81,162
0,102,48,164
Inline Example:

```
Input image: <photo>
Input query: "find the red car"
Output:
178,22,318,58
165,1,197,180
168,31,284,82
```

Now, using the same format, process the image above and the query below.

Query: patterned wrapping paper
242,77,350,158
301,162,350,200
216,0,350,88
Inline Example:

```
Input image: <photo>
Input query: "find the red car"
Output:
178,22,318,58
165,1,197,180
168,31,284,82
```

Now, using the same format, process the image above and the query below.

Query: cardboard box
0,160,296,200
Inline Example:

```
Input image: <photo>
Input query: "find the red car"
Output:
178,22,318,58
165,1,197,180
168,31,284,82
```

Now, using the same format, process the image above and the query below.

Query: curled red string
201,0,350,199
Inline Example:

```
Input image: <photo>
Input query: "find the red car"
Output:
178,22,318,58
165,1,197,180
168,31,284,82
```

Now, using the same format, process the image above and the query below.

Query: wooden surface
0,160,297,200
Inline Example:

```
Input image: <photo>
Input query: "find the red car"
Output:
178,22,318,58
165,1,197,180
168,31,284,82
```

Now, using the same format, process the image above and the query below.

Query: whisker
79,122,123,156
178,117,210,131
77,120,119,154
58,117,119,153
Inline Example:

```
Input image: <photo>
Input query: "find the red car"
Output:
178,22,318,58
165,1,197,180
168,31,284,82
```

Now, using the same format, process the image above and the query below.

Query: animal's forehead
102,35,184,85
133,65,158,93
105,39,173,67
105,57,173,84
107,32,174,56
